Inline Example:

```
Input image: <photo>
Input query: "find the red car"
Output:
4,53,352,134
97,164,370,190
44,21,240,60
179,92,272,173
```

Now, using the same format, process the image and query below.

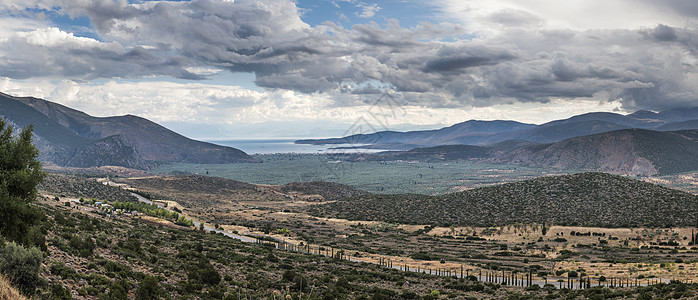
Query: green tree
0,120,46,247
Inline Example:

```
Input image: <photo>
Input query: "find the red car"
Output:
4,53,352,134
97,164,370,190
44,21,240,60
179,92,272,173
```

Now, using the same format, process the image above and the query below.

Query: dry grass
0,274,26,300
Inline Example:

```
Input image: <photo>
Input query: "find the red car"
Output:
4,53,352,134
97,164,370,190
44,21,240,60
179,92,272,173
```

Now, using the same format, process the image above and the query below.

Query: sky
0,0,697,139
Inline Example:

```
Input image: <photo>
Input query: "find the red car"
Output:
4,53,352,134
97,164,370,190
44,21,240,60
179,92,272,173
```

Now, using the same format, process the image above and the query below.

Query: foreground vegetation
19,181,698,299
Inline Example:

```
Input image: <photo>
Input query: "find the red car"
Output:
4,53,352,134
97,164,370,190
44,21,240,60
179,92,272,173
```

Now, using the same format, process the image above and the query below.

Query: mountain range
297,107,698,148
301,107,698,176
0,92,259,169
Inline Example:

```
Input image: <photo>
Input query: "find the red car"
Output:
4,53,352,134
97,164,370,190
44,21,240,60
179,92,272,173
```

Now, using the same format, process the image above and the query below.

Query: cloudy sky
1,0,697,139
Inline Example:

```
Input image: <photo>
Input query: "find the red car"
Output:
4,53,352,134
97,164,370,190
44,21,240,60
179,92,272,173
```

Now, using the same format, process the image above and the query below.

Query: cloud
1,76,630,139
0,0,696,114
356,3,380,18
646,24,678,42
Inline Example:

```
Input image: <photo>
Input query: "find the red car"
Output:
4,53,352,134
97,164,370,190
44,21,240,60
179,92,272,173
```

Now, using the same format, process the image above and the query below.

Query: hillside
498,129,698,176
484,120,631,144
657,119,698,131
39,174,137,203
0,92,258,168
358,129,698,176
15,94,259,164
308,172,698,227
0,94,151,169
32,192,487,299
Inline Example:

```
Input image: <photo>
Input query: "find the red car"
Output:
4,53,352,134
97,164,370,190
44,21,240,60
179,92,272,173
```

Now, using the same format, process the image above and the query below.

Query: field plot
152,154,567,195
152,154,698,196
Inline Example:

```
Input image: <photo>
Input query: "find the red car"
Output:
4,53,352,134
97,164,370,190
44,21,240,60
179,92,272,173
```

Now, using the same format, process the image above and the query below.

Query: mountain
0,93,148,168
296,120,536,147
484,119,631,144
0,92,259,168
308,172,698,227
298,107,698,148
358,129,698,176
497,129,698,176
656,119,698,131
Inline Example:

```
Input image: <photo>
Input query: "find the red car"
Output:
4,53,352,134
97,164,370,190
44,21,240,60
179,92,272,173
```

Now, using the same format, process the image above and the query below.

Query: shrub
49,284,72,300
0,242,46,295
187,259,221,286
135,275,161,300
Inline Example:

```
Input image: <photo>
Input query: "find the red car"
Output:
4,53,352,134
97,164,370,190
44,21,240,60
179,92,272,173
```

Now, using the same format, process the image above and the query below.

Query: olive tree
0,119,45,246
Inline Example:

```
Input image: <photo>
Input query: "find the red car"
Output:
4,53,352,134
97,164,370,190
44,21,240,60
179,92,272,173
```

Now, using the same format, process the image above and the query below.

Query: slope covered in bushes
309,173,698,227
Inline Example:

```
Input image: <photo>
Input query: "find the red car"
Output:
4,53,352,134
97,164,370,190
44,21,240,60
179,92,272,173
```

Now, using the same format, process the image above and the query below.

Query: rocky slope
0,92,258,168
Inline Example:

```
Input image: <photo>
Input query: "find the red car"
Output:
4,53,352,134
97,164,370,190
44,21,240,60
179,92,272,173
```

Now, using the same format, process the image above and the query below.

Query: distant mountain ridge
298,107,698,148
0,92,259,169
305,106,698,176
297,120,537,149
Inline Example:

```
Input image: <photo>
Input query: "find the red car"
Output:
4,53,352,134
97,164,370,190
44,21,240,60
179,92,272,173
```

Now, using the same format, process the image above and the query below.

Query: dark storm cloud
1,0,697,112
647,24,678,42
423,52,516,73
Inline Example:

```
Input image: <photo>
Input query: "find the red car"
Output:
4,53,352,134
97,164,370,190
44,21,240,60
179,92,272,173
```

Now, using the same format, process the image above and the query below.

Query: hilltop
308,172,698,227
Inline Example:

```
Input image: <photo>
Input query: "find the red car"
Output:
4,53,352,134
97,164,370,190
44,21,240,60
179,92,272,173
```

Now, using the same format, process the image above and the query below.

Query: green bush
49,283,72,300
0,242,46,295
187,259,221,286
136,275,161,300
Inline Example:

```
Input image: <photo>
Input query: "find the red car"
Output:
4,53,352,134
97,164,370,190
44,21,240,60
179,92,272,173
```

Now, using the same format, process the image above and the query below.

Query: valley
26,170,698,299
113,172,698,282
2,1,698,298
150,153,698,195
4,93,698,299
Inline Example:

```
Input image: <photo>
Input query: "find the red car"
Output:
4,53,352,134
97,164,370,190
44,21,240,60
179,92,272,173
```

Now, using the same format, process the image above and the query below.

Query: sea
207,139,386,155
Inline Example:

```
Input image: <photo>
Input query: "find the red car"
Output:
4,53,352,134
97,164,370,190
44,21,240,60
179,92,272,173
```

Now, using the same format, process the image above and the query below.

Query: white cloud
17,27,103,47
356,3,380,18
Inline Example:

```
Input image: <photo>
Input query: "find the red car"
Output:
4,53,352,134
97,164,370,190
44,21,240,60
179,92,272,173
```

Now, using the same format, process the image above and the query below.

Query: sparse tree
542,221,548,236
